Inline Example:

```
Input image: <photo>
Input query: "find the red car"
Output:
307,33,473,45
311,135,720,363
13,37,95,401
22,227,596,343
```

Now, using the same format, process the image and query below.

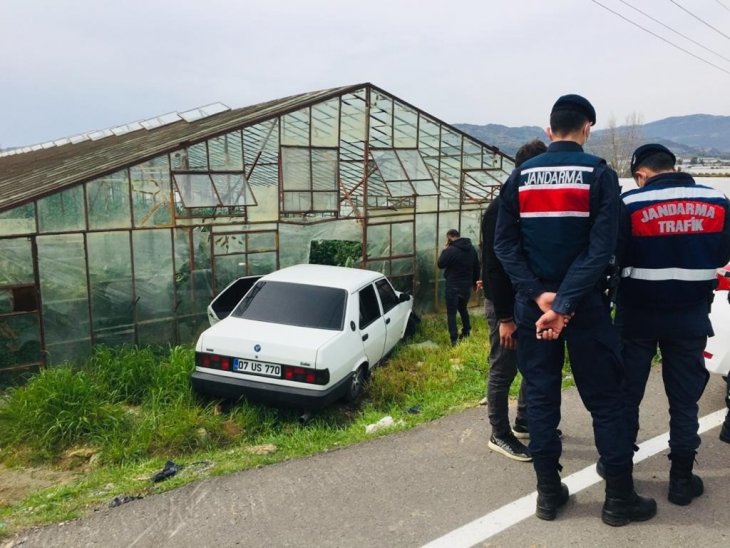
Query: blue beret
551,94,596,126
630,144,676,174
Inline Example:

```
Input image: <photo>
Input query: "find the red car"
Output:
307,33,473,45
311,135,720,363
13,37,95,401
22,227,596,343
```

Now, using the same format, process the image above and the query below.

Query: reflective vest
516,150,603,282
620,173,729,308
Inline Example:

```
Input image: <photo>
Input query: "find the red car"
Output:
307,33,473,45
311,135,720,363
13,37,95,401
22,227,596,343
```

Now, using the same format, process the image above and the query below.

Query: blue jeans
514,290,632,475
445,284,472,343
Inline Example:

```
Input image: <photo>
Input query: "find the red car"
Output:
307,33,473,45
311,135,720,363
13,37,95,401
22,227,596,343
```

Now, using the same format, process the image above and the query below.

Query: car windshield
230,281,347,331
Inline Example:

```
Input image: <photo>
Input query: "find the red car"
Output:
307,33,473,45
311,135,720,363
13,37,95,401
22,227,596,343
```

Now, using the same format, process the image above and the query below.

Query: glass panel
440,127,462,157
211,173,256,206
311,149,338,191
0,237,34,284
247,231,276,252
208,130,244,170
391,257,414,276
170,148,188,170
312,99,340,147
214,253,247,290
37,186,85,233
133,229,174,325
367,259,389,275
174,228,213,317
372,149,407,181
37,234,91,364
281,147,311,191
392,222,414,255
339,90,367,143
283,192,312,212
137,319,175,347
281,108,310,146
396,150,431,180
244,120,279,221
131,156,172,227
87,232,135,346
385,181,414,197
366,223,390,258
246,251,277,275
0,290,11,314
415,212,438,310
463,139,482,169
214,233,246,255
0,203,35,236
393,102,418,148
0,314,42,368
172,173,219,207
312,192,337,211
86,170,132,230
186,142,208,170
369,91,393,147
176,313,208,345
412,179,439,195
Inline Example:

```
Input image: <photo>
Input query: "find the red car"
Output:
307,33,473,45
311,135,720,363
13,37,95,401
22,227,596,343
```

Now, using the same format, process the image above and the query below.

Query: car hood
196,317,340,368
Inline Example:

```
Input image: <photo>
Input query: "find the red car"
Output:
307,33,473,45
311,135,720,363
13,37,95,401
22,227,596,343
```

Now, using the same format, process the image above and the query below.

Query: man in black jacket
480,139,546,462
438,229,480,346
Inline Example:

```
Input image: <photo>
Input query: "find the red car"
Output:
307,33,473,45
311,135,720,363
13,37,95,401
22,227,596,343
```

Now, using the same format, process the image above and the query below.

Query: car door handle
385,318,391,324
362,334,369,341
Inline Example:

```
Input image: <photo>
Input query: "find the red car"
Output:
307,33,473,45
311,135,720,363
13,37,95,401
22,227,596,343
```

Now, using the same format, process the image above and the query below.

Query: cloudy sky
1,0,729,147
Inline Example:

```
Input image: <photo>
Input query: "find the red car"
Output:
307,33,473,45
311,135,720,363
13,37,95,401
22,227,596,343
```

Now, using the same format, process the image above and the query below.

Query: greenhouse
0,83,514,376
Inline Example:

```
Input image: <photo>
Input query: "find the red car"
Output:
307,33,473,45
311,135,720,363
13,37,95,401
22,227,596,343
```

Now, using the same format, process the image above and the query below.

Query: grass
0,312,573,538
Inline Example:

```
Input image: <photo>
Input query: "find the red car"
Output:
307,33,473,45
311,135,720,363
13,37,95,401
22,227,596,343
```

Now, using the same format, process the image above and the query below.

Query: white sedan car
191,264,416,408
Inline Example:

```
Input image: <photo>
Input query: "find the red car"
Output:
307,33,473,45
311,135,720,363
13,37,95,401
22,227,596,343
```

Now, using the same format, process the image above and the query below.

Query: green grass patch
0,311,574,539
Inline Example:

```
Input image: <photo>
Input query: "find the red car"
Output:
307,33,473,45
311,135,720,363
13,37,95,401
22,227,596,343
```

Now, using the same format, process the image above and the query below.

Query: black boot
720,416,730,444
602,471,657,527
668,453,703,506
536,469,569,521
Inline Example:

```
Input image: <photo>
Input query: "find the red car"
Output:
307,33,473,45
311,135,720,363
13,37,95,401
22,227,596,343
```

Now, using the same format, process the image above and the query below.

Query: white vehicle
192,264,416,408
705,265,730,376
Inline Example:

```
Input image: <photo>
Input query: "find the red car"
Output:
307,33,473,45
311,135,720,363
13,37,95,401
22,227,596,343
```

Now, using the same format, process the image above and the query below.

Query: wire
618,0,730,63
670,0,730,41
715,0,730,13
590,0,730,76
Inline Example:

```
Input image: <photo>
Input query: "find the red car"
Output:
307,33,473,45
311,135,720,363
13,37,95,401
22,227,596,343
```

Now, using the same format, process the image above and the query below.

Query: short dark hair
550,110,589,135
446,229,460,238
634,152,676,173
515,139,547,167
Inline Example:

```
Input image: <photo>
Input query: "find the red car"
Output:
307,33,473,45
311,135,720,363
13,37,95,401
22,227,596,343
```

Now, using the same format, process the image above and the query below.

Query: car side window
359,284,382,329
375,278,399,314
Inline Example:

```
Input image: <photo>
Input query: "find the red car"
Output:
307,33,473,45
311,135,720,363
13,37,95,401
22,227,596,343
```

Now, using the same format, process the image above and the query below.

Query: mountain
455,114,730,158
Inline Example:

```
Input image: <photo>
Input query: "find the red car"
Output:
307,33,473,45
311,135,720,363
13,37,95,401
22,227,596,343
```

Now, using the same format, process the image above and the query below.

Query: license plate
233,358,281,378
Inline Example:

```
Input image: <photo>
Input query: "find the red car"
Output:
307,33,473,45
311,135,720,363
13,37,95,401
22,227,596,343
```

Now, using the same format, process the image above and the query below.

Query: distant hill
455,114,730,158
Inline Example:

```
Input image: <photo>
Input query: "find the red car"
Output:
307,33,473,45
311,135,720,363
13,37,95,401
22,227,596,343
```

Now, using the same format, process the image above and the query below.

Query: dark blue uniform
495,141,633,477
616,172,730,457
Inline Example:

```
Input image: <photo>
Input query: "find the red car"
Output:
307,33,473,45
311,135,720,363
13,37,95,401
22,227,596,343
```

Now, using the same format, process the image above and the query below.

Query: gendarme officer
494,94,656,526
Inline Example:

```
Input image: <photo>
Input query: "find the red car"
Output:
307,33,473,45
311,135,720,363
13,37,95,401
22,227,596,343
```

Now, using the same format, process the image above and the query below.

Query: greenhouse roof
0,83,505,212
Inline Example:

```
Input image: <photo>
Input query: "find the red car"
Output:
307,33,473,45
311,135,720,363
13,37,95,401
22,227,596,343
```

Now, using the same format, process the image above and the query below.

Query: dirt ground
0,464,80,507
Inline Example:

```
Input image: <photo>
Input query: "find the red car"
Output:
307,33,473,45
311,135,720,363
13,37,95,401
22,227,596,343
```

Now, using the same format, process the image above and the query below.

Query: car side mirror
398,293,411,303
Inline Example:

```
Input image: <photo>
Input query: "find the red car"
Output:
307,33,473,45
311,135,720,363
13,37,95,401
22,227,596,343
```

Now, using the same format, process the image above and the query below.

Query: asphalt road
6,367,729,548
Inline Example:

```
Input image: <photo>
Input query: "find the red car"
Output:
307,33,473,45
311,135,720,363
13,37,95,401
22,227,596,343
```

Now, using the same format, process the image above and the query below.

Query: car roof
262,264,384,292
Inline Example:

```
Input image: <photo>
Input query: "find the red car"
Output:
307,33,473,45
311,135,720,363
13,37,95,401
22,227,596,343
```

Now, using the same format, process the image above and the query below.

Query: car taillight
196,352,231,370
282,365,329,385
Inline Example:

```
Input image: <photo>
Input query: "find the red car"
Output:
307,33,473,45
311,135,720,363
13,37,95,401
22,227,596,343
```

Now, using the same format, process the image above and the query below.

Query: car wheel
345,365,367,402
404,313,419,338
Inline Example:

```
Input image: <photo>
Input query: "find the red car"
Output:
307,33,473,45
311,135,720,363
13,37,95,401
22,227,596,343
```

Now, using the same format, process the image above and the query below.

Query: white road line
422,408,727,548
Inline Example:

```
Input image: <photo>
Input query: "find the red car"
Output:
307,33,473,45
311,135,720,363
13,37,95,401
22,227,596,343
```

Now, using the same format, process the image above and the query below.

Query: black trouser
514,290,633,476
623,336,709,456
485,298,527,437
445,284,472,343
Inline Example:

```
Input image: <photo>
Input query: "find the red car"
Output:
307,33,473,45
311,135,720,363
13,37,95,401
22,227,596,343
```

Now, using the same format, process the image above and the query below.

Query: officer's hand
535,292,556,313
535,310,568,340
499,320,517,350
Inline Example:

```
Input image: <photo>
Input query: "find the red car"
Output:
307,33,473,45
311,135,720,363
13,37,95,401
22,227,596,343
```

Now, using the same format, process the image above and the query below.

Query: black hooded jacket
437,237,480,288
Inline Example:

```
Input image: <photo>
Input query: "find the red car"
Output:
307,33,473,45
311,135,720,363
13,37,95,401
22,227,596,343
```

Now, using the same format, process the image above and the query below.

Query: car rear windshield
230,281,347,330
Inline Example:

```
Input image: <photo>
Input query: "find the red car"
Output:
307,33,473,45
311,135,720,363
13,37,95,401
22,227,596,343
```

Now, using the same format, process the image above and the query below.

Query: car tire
344,365,367,402
404,313,419,338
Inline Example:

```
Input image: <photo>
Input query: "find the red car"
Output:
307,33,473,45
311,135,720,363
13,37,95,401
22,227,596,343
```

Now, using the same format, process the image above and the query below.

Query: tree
590,113,644,177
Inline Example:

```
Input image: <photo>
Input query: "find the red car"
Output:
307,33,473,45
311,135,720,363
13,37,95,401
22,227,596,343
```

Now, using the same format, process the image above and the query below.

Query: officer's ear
545,126,555,142
583,122,591,143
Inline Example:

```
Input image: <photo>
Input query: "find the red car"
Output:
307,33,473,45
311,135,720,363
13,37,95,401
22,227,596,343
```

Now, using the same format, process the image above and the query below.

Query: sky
1,0,729,148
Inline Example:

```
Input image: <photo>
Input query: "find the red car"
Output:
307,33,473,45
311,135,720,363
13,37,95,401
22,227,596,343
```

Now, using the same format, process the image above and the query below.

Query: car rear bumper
191,370,350,409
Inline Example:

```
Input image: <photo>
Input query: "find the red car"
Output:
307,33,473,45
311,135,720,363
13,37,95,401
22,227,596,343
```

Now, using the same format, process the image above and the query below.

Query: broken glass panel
87,170,132,230
131,156,173,227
